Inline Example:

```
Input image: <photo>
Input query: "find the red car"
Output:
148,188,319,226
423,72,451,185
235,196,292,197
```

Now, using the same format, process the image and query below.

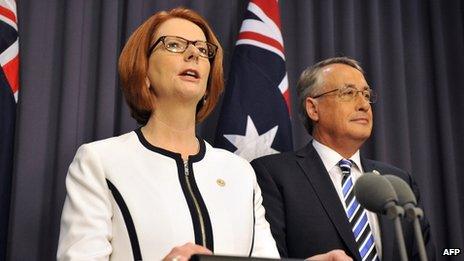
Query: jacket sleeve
57,144,113,261
251,158,288,257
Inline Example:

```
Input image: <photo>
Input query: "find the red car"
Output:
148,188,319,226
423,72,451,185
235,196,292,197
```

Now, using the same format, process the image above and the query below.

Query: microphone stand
404,204,428,261
385,202,408,261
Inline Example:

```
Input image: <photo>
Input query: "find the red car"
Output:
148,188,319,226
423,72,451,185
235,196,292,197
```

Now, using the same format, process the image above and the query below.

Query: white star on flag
224,115,279,161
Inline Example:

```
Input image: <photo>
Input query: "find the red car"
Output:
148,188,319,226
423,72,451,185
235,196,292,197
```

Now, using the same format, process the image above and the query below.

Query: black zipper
134,128,214,251
184,160,207,247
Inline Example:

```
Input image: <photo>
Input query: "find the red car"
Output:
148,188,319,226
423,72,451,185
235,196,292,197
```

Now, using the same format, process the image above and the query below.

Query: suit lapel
361,159,394,261
296,143,362,260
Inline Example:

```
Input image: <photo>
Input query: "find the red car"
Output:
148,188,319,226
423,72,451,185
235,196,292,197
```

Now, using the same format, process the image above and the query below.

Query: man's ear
305,97,319,122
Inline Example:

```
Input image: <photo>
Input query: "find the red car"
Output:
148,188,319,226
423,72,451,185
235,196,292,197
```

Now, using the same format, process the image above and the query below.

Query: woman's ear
305,97,319,122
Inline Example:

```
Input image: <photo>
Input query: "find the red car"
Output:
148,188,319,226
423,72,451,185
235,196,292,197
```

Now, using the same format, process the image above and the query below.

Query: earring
202,95,207,105
145,77,151,90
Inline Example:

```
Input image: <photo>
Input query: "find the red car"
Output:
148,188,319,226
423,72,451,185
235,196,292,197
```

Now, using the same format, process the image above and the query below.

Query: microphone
384,175,428,261
354,173,408,261
353,173,402,217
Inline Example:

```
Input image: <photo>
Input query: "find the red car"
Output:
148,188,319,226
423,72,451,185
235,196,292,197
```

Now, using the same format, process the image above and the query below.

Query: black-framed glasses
148,35,218,59
311,85,377,104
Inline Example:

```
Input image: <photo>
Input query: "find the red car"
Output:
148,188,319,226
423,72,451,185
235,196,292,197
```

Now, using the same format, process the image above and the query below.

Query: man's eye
343,89,355,96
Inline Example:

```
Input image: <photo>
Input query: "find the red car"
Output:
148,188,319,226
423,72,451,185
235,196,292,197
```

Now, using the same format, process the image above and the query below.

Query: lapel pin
216,178,226,187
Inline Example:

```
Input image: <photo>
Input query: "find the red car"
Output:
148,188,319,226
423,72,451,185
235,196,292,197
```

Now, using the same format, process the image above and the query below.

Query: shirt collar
312,139,363,173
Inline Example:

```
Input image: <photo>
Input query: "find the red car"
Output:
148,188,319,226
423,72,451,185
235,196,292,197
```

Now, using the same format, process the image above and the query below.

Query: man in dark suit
251,57,435,260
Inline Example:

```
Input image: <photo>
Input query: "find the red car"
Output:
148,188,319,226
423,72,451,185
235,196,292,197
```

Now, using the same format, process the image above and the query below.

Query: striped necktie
339,159,379,261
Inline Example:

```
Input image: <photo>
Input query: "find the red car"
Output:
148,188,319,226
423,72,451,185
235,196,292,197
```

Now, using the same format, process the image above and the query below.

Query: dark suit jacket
251,141,435,260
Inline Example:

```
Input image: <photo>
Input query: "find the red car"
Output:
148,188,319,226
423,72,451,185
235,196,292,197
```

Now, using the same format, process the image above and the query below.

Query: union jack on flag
215,0,292,161
0,0,18,101
0,0,18,259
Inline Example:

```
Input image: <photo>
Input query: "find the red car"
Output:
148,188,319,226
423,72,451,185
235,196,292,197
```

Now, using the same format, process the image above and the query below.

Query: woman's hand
163,242,213,261
306,249,353,261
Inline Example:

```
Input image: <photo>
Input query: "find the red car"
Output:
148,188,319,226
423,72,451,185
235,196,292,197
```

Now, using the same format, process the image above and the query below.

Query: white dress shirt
312,139,382,257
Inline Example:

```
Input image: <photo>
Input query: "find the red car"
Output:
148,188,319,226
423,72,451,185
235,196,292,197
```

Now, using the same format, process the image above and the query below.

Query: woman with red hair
57,7,278,261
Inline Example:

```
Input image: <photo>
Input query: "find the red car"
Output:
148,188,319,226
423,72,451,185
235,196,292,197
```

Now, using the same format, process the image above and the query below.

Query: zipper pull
184,160,189,176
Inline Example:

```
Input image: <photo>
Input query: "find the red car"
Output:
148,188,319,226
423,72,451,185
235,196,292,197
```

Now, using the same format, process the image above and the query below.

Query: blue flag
215,0,292,161
0,0,19,259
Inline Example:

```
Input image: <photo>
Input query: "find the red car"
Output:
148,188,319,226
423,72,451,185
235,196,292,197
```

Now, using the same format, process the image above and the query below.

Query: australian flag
0,0,19,259
215,0,292,161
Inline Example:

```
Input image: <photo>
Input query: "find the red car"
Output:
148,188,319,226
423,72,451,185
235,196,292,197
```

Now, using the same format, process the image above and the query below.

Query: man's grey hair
296,57,365,134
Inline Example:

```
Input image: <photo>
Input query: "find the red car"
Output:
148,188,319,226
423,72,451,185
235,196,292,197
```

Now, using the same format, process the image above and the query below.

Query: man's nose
355,92,371,111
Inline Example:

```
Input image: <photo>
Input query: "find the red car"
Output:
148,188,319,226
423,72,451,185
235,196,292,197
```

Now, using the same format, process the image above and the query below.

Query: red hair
118,7,224,124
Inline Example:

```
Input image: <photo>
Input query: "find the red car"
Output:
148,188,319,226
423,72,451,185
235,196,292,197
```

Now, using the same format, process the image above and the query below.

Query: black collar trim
134,128,206,162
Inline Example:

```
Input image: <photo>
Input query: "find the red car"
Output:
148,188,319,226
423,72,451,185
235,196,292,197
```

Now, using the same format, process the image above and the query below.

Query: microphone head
354,173,398,214
384,175,417,206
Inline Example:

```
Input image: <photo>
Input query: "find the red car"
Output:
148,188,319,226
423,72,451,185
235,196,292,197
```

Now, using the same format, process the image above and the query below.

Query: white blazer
57,129,279,260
